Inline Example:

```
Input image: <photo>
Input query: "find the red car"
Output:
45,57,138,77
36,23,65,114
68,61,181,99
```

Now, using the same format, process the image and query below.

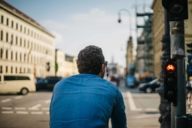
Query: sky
6,0,153,67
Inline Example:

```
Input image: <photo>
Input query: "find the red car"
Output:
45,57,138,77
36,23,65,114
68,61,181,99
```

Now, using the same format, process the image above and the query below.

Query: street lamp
118,8,133,76
118,8,132,37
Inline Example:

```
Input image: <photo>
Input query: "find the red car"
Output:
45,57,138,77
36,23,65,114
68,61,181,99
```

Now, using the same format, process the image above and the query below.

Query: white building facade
0,1,55,77
55,49,78,77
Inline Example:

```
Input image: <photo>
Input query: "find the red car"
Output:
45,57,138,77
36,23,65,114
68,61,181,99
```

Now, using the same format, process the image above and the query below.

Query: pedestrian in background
50,45,127,128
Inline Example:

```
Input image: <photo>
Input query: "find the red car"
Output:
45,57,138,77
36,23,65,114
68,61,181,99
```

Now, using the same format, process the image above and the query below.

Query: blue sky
7,0,153,67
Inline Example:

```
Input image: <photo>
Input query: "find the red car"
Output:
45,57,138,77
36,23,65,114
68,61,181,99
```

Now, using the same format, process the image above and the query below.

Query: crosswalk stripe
2,111,14,114
1,99,11,103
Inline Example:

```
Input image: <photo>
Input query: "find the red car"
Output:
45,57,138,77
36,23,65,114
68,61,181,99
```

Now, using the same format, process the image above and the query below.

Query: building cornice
0,1,55,38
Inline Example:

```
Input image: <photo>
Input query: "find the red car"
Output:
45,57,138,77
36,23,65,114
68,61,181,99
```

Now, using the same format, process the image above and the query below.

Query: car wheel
146,88,152,93
20,88,29,95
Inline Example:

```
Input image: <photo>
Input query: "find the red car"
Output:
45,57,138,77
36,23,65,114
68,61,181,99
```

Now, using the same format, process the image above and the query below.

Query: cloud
41,8,137,67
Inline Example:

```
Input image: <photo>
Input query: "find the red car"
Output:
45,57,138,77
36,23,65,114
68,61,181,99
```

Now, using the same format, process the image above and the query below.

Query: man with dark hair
50,45,127,128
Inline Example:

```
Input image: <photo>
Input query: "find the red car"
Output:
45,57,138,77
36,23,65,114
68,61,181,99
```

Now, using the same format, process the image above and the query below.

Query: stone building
126,36,134,73
0,1,55,77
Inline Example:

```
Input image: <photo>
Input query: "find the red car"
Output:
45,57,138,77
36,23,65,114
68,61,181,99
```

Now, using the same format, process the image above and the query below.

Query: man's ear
98,64,105,78
101,64,105,73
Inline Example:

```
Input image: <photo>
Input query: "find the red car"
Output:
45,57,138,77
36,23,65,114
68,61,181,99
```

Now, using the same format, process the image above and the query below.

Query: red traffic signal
165,59,176,73
166,64,176,72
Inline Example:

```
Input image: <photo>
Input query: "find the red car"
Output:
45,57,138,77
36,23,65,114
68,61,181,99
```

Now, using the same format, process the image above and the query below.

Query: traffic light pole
159,10,171,128
170,21,186,128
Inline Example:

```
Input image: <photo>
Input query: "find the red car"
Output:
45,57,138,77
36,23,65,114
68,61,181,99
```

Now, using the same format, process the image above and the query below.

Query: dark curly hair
77,45,105,75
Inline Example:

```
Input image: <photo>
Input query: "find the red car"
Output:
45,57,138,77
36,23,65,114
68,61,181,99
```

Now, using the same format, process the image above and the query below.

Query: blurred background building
0,1,78,78
0,1,55,77
135,9,153,80
55,49,78,77
126,36,134,75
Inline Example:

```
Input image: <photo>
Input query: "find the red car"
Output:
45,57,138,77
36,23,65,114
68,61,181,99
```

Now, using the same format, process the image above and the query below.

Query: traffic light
162,0,188,21
164,59,177,106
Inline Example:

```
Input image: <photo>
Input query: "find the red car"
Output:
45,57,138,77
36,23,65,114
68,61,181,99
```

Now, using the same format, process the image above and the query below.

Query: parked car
139,79,160,93
35,77,48,91
46,76,63,90
125,75,137,88
0,74,36,95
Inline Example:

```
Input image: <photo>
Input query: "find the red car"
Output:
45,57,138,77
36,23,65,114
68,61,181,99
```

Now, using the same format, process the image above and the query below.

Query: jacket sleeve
111,90,127,128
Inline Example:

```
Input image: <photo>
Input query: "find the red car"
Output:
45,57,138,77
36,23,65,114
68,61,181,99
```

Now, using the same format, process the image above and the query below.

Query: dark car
35,77,48,91
139,79,160,93
46,76,63,90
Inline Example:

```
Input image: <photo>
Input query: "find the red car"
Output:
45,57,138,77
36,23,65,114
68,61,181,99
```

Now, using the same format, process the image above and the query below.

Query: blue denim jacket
50,74,127,128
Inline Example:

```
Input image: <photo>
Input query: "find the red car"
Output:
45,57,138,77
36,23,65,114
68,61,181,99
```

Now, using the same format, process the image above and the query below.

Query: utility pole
158,9,171,128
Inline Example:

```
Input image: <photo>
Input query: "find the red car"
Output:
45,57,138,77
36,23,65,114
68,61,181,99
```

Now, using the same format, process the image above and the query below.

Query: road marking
144,108,158,112
2,111,14,114
133,113,160,119
29,104,41,110
31,111,43,115
45,100,50,104
16,111,29,114
14,96,23,100
2,107,12,110
1,99,11,103
42,107,49,110
126,91,142,111
14,107,26,110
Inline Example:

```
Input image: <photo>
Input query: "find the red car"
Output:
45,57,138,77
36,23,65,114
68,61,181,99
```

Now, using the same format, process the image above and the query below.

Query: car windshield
149,79,158,84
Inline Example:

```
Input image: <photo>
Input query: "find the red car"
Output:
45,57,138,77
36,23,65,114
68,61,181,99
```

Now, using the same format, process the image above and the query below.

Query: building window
0,65,2,73
15,52,17,61
20,38,22,46
20,53,22,62
0,48,3,59
10,34,13,45
0,30,3,41
20,25,22,32
6,32,8,42
16,36,18,45
11,51,13,60
11,20,14,28
6,18,9,26
24,54,26,62
6,66,8,73
16,23,18,30
5,50,8,60
1,15,4,24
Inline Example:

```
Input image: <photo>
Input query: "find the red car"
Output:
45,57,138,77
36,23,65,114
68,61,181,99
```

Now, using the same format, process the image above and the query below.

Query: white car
0,74,36,95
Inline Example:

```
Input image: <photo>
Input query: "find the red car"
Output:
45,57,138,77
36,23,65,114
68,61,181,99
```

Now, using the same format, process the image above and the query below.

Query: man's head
77,45,106,77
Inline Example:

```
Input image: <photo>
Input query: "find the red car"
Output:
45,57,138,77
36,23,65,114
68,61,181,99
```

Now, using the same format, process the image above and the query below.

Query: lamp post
118,8,132,38
118,9,134,76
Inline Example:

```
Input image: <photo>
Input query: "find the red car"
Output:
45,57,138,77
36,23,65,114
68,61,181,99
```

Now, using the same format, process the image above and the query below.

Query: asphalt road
0,83,160,128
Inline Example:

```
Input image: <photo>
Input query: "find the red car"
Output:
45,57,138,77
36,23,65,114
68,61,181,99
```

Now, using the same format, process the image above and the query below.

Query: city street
0,83,160,128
